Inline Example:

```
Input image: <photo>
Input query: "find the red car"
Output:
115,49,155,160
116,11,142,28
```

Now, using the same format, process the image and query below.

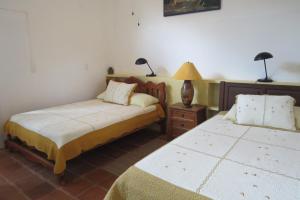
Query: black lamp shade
254,52,273,61
135,58,148,65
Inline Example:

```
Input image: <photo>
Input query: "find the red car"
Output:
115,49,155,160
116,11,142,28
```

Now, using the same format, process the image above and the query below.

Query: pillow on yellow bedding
104,80,137,105
130,93,159,107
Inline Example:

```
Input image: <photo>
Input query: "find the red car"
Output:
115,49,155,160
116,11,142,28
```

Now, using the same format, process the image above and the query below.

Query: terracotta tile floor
0,129,168,200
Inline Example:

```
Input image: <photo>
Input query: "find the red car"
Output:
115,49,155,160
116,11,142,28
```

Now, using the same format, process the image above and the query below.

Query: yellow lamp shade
173,62,201,80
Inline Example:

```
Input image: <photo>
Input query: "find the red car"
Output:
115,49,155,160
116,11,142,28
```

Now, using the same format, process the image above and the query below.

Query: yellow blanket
4,105,165,175
105,167,211,200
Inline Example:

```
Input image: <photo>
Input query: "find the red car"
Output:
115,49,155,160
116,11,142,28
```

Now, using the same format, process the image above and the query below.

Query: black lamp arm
146,62,155,75
264,59,268,79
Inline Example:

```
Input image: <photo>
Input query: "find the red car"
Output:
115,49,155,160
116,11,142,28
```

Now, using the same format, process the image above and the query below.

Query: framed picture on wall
164,0,221,17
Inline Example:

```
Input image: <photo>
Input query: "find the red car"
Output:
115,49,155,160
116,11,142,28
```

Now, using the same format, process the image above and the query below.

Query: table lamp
173,62,201,108
135,58,156,77
254,52,273,82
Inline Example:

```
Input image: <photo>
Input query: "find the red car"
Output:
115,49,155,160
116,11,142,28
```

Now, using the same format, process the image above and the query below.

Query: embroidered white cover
135,115,300,200
10,100,156,148
236,95,296,130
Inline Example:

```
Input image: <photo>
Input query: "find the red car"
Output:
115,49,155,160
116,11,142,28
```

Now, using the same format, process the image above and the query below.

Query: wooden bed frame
219,81,300,111
5,76,167,183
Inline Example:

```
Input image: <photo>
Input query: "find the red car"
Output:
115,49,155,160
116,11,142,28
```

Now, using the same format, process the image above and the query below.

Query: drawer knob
181,124,185,127
181,114,185,118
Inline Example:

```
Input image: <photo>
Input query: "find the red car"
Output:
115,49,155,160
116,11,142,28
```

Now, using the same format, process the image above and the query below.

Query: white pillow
104,80,137,105
295,106,300,130
97,91,106,100
236,95,296,130
223,104,237,122
224,104,300,131
264,95,296,130
236,95,265,126
130,93,159,107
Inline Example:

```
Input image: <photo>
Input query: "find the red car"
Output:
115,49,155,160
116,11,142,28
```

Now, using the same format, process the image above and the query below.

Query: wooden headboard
106,76,167,110
219,81,300,111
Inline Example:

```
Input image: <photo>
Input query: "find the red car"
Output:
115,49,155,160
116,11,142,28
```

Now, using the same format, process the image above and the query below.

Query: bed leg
5,135,14,153
159,120,166,134
57,173,66,185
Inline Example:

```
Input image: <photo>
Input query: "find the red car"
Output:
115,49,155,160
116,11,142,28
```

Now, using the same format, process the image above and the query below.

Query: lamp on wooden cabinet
173,62,201,108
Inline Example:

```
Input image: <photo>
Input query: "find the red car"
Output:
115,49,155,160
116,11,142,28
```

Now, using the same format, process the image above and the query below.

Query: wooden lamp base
181,80,194,108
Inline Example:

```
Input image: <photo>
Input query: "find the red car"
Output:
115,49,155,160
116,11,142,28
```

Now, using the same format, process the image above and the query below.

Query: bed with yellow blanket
105,114,300,200
4,77,166,177
105,81,300,200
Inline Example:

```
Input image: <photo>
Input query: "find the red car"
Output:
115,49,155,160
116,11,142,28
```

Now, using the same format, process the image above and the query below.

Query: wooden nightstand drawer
172,110,195,120
167,103,206,139
172,119,195,129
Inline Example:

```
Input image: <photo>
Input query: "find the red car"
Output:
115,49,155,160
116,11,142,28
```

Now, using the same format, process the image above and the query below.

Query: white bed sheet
10,100,156,148
135,114,300,200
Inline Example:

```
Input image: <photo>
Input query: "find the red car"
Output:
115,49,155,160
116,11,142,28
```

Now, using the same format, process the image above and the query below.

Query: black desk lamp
254,52,273,82
135,58,156,77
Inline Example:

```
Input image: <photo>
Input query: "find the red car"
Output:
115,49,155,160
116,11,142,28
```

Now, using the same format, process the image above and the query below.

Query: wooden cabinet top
168,103,206,112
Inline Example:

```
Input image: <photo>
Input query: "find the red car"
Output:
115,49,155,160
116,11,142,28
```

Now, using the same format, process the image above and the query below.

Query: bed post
219,81,226,111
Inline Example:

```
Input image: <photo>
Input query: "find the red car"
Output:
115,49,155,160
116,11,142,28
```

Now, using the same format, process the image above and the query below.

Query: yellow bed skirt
4,105,165,175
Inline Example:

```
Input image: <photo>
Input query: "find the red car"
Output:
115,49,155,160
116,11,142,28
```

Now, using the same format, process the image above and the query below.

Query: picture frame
164,0,221,17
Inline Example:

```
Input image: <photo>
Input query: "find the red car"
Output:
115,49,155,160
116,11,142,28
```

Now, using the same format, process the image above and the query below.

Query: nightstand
167,103,206,138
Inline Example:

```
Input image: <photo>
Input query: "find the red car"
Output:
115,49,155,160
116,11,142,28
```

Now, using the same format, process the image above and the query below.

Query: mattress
5,100,165,174
106,114,300,200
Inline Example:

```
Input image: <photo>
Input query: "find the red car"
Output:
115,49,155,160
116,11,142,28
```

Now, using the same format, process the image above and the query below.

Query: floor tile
0,176,7,185
100,152,140,175
36,168,76,187
0,184,27,200
130,138,167,159
78,186,106,200
99,146,127,159
0,157,23,177
100,160,131,176
109,139,139,152
1,165,32,184
15,173,55,200
85,169,116,185
68,158,96,176
60,177,92,196
38,189,75,200
0,128,166,200
99,176,117,190
35,168,60,186
12,153,45,172
83,152,113,167
0,151,12,162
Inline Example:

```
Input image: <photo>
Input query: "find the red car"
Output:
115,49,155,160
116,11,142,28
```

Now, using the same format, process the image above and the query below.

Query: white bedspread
135,114,300,200
10,100,156,148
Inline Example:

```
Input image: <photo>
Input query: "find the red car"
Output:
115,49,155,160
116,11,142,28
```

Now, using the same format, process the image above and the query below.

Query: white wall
1,0,300,147
0,0,114,147
108,0,300,82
